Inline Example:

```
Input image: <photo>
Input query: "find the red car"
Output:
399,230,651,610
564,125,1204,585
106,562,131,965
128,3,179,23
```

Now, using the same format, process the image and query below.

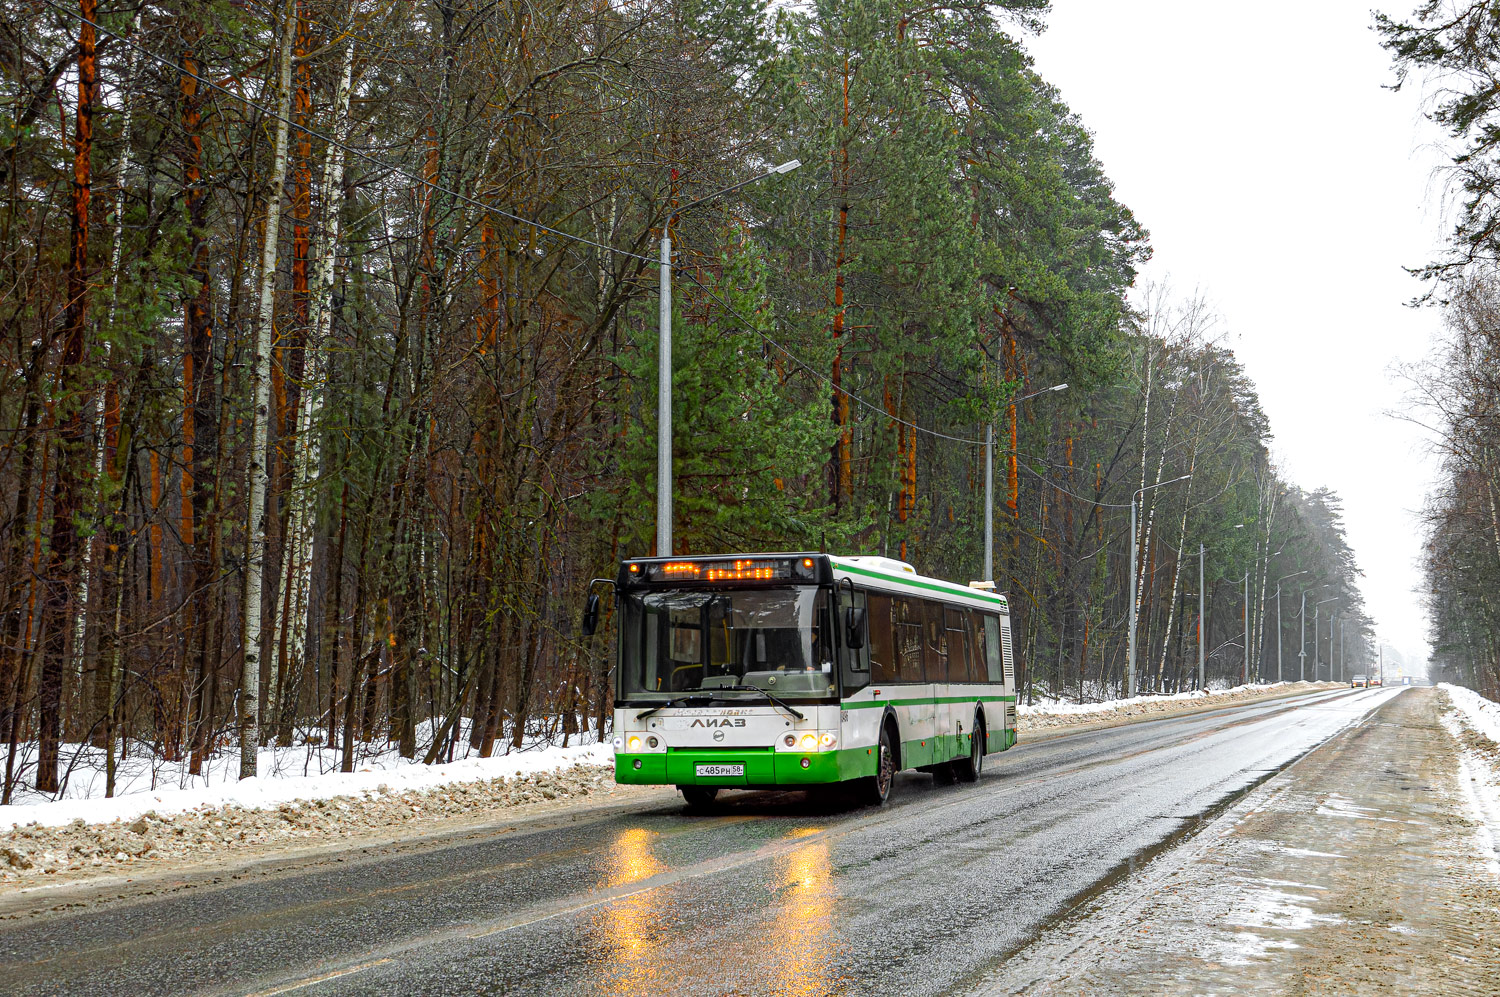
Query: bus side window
923,599,947,682
945,607,973,682
842,589,871,693
894,597,925,682
983,615,1003,683
868,593,897,684
968,610,986,683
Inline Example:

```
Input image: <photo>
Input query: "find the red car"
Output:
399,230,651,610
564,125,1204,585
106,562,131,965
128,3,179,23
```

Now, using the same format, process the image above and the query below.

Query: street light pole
1338,614,1345,681
1243,570,1250,686
983,383,1066,582
656,159,801,556
656,230,672,556
1273,570,1309,684
983,424,993,582
1126,473,1192,697
1298,590,1307,681
1314,597,1338,682
1198,543,1205,691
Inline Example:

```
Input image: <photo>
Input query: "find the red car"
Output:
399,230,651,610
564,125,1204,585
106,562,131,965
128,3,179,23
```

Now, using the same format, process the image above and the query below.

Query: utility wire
40,0,660,267
678,268,997,447
47,0,1081,465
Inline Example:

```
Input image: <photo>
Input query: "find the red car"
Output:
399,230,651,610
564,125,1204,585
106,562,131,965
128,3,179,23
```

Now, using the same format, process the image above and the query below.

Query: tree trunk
241,5,296,779
38,0,99,794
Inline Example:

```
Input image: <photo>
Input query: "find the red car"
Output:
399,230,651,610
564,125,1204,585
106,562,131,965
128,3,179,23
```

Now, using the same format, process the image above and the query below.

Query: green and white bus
584,553,1018,808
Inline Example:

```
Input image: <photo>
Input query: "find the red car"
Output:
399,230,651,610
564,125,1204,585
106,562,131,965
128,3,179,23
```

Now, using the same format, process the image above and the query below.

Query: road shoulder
982,687,1500,995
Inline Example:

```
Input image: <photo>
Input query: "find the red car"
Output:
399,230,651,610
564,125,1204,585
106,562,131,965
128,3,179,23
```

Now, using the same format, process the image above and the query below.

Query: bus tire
856,721,897,807
953,711,984,784
681,786,720,811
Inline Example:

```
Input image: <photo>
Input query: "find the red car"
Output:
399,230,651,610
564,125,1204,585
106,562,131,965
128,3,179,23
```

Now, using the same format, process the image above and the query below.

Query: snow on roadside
1,732,611,832
1017,680,1338,731
1441,683,1500,747
1438,683,1500,874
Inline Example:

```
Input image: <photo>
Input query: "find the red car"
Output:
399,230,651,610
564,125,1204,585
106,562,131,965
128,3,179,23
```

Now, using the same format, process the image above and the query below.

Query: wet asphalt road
0,687,1402,996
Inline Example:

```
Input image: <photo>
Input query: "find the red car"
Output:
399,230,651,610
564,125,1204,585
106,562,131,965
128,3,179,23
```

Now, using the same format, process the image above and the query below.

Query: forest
0,0,1372,801
1380,2,1500,701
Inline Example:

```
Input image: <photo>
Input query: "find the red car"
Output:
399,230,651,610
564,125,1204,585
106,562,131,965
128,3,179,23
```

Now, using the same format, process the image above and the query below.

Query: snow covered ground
1018,680,1302,717
1438,683,1500,869
1017,680,1339,731
1441,683,1500,746
1,721,609,831
0,681,1335,833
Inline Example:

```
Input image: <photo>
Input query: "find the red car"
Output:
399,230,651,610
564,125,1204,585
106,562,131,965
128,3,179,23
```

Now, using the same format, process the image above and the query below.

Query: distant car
1351,673,1367,688
1370,675,1382,687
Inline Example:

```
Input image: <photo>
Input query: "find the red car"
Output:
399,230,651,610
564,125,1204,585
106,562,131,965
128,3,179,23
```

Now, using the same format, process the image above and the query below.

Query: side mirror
845,606,867,650
581,593,601,637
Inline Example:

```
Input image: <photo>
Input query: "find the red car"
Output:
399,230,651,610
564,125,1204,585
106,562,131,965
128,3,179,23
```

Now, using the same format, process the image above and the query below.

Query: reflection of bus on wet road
584,553,1018,810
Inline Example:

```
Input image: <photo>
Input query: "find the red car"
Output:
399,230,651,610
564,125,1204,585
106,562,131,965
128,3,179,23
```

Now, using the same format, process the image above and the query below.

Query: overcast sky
1024,1,1450,664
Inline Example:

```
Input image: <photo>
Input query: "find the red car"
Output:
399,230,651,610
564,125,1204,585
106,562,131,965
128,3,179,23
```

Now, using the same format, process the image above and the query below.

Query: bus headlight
819,732,836,749
628,735,642,751
800,733,816,750
783,734,797,748
646,735,659,749
613,736,623,750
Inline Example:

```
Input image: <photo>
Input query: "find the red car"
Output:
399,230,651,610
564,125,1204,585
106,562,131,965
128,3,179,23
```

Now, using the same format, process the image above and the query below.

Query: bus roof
615,552,1010,613
830,555,1010,613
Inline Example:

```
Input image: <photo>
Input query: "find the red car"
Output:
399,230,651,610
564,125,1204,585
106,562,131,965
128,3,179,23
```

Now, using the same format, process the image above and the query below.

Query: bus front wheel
856,724,896,807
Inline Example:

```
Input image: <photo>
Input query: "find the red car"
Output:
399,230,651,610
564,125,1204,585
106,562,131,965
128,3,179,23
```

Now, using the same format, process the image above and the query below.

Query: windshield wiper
634,693,713,721
707,685,806,721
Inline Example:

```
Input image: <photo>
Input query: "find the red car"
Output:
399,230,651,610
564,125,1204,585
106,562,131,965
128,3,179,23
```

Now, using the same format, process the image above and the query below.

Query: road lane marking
243,958,392,996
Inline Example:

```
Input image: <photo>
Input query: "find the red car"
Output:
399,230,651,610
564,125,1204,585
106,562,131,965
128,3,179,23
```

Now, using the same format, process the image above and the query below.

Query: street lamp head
771,159,802,174
1050,383,1069,392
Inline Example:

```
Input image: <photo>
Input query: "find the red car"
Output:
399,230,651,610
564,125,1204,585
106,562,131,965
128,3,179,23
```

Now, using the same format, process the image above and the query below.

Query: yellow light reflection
765,837,837,997
592,828,670,993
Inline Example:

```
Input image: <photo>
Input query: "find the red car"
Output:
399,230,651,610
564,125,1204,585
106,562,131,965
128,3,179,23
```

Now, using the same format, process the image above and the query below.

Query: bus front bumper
615,748,870,787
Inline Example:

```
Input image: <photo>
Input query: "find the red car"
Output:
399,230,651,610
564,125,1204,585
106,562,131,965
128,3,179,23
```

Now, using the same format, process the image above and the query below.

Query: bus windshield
618,587,838,701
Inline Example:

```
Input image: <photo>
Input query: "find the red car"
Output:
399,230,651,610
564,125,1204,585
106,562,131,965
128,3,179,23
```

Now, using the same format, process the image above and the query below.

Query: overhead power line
40,0,659,266
44,0,1074,463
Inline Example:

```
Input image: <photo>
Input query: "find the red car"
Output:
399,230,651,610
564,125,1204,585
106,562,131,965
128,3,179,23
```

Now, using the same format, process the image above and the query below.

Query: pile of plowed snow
1,761,616,883
1016,681,1341,732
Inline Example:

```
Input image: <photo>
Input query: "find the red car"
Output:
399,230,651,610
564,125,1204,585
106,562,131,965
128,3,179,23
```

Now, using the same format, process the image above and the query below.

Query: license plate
695,763,744,777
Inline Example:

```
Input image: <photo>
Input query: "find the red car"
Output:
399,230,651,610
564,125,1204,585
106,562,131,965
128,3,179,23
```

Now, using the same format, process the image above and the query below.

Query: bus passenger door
982,615,1006,752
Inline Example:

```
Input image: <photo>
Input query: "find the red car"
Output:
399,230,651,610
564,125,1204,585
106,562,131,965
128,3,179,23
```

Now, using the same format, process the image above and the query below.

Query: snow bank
1017,681,1312,719
1,724,611,831
1441,683,1500,747
1439,683,1500,867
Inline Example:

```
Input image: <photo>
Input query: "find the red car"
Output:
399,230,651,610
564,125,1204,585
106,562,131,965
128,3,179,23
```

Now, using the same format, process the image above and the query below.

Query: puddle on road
1316,791,1422,825
1260,844,1344,860
1224,884,1342,932
1207,930,1300,967
577,825,848,997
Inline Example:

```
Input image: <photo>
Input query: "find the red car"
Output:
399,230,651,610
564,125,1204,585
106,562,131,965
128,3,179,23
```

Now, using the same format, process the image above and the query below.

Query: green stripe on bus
842,694,1016,709
834,562,1009,607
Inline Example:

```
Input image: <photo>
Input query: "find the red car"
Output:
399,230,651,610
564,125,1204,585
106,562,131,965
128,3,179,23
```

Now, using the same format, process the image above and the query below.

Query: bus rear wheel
856,724,896,807
953,713,984,784
680,786,720,811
